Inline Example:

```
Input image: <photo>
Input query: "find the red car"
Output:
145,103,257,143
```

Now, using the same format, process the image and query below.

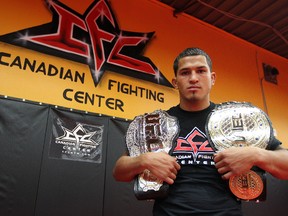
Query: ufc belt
126,110,179,200
205,101,273,201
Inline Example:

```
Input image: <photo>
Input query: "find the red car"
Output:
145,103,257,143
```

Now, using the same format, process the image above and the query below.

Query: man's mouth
188,86,200,90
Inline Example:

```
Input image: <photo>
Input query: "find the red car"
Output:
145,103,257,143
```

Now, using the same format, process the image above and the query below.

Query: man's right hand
140,152,180,184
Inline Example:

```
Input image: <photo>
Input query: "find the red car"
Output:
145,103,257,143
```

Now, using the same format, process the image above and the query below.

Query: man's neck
179,100,210,112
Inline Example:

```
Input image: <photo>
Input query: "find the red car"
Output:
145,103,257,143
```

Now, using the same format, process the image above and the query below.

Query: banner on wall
49,109,104,163
0,0,176,119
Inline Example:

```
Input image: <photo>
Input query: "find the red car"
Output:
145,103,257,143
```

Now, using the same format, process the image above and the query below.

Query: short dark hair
173,47,212,75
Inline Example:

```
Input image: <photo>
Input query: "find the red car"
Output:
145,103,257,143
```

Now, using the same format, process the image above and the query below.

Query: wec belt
205,101,273,201
126,110,179,200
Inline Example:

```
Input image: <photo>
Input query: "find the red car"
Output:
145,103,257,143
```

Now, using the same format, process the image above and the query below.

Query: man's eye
181,71,189,75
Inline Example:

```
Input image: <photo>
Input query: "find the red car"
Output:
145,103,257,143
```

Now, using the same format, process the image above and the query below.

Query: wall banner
49,108,104,163
0,0,176,119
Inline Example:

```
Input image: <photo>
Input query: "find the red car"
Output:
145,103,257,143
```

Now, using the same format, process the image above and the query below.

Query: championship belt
205,101,273,201
126,110,179,200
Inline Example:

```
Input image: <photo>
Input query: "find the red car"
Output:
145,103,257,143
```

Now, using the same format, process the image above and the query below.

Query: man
113,47,288,215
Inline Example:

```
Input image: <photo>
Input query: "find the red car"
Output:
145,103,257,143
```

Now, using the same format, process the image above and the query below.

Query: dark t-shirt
153,102,281,216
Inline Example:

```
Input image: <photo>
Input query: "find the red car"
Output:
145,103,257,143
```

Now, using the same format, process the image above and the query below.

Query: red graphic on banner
0,0,172,87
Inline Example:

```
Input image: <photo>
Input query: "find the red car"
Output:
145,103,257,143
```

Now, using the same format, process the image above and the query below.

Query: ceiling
158,0,288,59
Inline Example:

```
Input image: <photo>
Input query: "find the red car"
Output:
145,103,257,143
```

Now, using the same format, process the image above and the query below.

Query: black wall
0,96,287,216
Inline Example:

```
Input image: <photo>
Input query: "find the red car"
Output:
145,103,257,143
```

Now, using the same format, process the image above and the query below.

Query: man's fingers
213,153,223,163
164,177,174,185
175,161,181,170
221,171,235,180
217,166,230,175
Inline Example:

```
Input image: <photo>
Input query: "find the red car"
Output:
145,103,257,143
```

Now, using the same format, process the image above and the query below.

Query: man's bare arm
113,152,181,184
214,146,288,180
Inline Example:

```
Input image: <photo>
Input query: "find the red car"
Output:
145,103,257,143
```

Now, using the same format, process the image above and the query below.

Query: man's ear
211,72,216,85
172,78,178,89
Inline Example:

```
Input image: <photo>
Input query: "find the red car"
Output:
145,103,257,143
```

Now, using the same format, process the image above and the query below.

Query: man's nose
189,71,198,82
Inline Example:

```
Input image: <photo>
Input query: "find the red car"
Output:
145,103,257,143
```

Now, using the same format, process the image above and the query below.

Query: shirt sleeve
267,135,282,150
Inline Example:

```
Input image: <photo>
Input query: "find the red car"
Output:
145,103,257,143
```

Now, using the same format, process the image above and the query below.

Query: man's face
172,55,216,105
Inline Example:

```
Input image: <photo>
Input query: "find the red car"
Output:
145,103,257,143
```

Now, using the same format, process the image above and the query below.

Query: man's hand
141,152,181,184
214,146,258,180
